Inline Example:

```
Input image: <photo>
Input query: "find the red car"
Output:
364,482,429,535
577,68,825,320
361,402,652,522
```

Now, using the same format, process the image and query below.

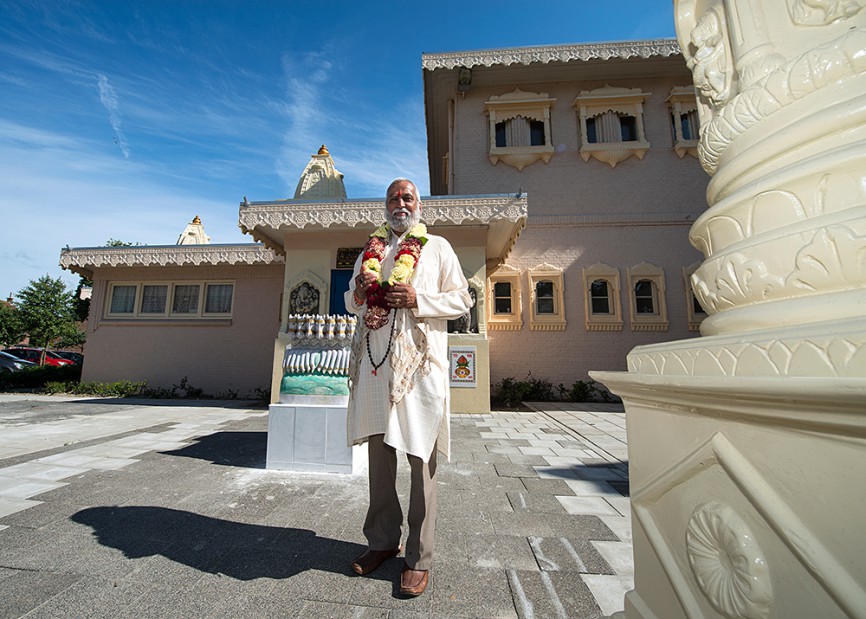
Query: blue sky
0,0,676,297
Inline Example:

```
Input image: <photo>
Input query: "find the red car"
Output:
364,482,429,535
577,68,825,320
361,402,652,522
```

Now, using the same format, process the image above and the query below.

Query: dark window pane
636,298,655,313
693,294,706,315
536,281,553,298
621,115,638,141
590,279,610,314
495,298,512,314
495,122,506,147
537,298,554,314
494,282,511,298
529,120,545,146
681,115,693,140
591,297,610,314
590,280,608,298
634,280,653,297
586,117,597,143
635,279,655,314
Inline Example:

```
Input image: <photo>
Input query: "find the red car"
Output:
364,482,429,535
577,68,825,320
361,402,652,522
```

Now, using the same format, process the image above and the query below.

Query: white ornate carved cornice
239,195,526,230
422,39,681,71
59,244,283,278
238,194,528,266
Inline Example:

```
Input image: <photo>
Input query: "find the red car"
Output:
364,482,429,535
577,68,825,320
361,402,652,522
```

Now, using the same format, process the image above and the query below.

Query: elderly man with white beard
345,178,472,596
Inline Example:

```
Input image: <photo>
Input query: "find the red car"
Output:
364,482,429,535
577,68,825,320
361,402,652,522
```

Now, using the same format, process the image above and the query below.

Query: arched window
583,264,622,331
528,264,565,331
487,265,522,330
628,263,668,331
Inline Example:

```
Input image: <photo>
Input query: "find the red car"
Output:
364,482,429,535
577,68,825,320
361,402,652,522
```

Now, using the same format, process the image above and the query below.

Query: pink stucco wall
82,264,283,397
449,73,710,386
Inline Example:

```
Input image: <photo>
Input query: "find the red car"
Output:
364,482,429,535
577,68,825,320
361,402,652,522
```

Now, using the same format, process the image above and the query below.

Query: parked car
0,350,36,373
53,351,84,365
2,348,74,367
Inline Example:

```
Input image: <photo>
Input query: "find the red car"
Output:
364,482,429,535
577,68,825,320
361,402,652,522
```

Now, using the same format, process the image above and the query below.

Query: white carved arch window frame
583,263,623,331
683,261,708,332
527,263,566,331
627,262,669,332
667,86,700,159
484,89,555,171
573,85,651,168
487,264,522,330
285,270,327,321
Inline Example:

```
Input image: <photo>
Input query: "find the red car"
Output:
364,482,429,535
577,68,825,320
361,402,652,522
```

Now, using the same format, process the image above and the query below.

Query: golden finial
192,215,201,224
317,144,329,155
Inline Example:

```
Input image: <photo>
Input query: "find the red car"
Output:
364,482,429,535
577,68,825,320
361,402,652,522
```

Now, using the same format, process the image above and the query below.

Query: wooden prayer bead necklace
366,309,397,376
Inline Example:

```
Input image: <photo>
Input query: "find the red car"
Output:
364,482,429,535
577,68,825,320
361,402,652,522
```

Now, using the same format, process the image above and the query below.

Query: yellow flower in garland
388,258,414,286
362,258,381,274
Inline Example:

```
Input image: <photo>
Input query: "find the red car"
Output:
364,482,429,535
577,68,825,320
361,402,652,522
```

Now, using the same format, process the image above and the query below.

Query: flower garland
360,223,428,329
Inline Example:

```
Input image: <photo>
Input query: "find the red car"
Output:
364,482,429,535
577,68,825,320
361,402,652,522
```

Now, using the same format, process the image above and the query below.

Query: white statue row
286,313,357,340
282,348,351,376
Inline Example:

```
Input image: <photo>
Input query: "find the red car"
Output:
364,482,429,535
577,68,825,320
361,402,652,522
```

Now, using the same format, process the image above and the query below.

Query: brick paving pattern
0,395,632,618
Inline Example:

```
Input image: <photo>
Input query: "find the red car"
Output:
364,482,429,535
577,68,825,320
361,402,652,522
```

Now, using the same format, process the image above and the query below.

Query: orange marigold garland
360,223,427,330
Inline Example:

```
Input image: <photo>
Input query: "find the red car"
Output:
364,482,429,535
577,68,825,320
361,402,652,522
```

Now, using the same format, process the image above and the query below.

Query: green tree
0,302,26,348
71,239,138,322
73,275,92,322
16,275,80,363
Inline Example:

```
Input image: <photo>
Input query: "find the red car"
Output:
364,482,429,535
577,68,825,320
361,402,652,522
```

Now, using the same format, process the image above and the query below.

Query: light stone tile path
0,394,632,618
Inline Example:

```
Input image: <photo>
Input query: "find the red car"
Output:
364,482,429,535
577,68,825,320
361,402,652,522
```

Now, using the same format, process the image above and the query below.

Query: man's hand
354,271,378,302
386,283,417,309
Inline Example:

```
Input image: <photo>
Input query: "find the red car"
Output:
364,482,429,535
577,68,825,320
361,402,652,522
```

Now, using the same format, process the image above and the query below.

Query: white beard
388,208,421,233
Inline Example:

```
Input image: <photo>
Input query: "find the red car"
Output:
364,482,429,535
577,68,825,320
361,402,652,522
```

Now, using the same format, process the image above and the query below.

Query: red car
2,348,74,367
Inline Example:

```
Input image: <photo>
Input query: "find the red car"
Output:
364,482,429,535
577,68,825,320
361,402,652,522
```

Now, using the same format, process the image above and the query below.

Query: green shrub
43,379,146,397
492,375,616,407
492,374,558,407
141,376,204,399
568,380,596,402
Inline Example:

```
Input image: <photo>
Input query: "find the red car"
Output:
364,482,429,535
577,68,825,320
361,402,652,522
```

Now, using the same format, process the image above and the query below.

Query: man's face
386,181,421,233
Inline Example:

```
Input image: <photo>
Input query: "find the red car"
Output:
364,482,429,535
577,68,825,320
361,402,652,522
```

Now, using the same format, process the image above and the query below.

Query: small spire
318,144,329,155
192,215,201,225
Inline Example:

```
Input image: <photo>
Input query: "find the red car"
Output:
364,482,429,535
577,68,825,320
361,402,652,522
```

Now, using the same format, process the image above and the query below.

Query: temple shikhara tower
595,2,866,618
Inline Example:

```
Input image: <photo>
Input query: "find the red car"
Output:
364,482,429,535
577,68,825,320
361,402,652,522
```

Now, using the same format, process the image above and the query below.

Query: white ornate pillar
593,2,866,617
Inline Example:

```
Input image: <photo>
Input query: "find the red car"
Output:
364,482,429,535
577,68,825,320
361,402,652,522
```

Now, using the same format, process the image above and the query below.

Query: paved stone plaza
0,395,632,618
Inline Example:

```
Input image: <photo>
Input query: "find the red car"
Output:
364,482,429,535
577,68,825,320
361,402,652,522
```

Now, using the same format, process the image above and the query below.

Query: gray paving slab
0,395,632,618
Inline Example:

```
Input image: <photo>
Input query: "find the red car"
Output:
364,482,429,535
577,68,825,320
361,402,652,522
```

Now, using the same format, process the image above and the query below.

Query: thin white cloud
0,121,247,296
274,48,429,200
97,73,130,158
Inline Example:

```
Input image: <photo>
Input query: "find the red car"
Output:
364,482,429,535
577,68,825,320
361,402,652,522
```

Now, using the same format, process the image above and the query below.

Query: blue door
329,270,353,315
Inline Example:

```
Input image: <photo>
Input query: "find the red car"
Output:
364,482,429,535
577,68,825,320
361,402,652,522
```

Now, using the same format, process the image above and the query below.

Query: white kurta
345,231,471,462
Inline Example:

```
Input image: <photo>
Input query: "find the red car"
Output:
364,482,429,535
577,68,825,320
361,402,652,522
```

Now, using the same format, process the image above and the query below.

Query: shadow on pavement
71,506,368,581
160,431,268,469
64,397,266,408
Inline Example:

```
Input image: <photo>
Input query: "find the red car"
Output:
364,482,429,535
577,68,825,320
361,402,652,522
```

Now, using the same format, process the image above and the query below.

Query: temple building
60,38,710,411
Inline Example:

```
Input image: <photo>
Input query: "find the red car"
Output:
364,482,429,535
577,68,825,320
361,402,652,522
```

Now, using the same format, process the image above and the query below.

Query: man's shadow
71,506,372,581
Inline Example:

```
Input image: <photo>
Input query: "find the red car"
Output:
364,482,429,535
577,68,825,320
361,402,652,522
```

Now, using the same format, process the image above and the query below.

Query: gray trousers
363,434,438,570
